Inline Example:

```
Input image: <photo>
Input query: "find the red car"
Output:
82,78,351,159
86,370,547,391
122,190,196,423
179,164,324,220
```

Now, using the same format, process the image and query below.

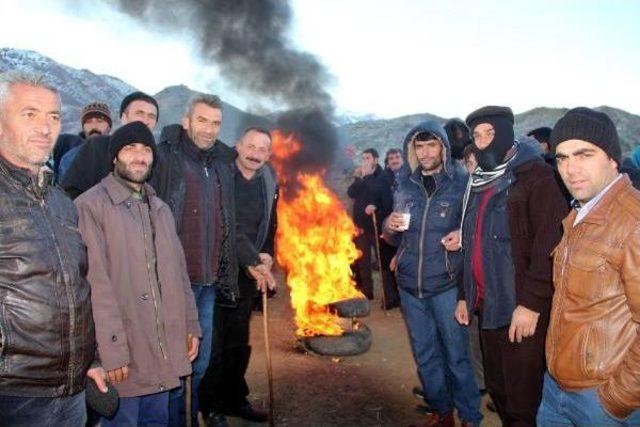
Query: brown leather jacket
547,175,640,419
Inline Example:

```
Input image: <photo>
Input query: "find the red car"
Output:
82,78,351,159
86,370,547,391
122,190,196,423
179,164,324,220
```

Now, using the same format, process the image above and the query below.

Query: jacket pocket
581,325,604,379
566,249,607,299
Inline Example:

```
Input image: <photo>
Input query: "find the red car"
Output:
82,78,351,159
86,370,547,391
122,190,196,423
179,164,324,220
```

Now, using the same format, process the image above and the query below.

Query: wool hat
109,121,157,167
465,106,514,131
550,107,620,164
81,102,112,127
119,91,159,119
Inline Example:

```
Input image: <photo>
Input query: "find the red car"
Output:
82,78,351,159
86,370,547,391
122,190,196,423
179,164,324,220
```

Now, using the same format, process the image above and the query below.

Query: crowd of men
0,71,275,427
350,104,640,426
1,68,640,427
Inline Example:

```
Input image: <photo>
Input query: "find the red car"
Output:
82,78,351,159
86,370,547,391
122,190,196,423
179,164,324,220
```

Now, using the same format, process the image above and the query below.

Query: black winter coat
149,124,240,303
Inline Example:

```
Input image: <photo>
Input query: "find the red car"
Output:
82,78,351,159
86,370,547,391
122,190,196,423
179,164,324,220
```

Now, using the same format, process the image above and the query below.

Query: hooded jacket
383,121,467,297
460,143,567,329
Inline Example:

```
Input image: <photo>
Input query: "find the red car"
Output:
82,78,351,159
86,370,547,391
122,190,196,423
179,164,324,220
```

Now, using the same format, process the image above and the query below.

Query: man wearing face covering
453,106,568,426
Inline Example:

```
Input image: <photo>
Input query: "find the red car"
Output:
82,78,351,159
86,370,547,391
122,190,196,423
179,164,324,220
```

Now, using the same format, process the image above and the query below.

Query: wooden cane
185,334,192,427
372,210,387,310
262,291,275,427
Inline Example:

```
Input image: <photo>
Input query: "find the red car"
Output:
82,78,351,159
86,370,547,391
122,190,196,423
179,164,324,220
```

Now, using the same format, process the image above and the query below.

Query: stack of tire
300,298,372,356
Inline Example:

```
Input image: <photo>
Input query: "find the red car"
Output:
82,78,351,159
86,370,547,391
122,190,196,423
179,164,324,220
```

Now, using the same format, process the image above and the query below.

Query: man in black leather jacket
0,71,104,426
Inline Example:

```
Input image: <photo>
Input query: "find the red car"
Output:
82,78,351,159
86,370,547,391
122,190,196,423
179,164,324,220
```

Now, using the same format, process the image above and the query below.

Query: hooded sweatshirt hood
402,120,453,178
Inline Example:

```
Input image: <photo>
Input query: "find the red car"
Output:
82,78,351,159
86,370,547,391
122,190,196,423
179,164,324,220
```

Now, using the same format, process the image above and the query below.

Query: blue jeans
537,372,640,426
102,391,169,427
399,286,483,424
0,391,86,427
168,284,216,426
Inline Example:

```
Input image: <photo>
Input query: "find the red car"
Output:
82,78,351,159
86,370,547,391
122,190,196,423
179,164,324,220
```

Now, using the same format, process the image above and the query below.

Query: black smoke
111,0,334,112
110,0,340,193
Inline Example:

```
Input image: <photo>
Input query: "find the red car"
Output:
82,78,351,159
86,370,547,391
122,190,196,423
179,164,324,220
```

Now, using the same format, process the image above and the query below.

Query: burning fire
271,131,364,337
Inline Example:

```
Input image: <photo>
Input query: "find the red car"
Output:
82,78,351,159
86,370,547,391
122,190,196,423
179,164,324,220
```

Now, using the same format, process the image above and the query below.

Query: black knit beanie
109,121,157,169
466,106,515,171
550,107,620,165
119,91,159,119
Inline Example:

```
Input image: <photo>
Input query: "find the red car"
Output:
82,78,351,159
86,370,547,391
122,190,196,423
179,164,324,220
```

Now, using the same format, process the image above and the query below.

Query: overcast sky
1,0,638,118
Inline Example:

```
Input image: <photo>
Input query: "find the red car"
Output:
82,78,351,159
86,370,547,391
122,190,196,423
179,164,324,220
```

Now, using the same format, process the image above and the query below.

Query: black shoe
227,403,268,423
206,411,230,427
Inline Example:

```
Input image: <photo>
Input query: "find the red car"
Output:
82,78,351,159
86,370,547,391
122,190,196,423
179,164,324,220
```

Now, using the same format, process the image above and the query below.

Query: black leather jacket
0,158,95,397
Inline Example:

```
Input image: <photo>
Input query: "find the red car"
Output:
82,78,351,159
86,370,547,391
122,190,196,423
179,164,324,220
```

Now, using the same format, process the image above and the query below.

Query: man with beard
75,121,201,425
200,127,278,426
365,148,404,309
150,95,273,426
53,102,113,180
61,91,159,198
348,148,383,299
453,106,567,426
384,123,482,427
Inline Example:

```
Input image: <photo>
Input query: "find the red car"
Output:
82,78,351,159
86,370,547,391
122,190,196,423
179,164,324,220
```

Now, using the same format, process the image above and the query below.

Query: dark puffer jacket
149,124,240,302
0,158,95,397
383,121,468,298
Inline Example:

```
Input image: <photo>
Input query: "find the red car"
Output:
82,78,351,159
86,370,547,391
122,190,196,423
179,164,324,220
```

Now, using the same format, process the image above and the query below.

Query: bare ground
222,270,500,427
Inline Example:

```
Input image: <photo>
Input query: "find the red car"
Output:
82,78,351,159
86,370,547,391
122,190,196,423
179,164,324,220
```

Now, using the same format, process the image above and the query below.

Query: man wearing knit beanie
452,106,568,425
81,102,113,138
75,119,201,426
538,107,640,425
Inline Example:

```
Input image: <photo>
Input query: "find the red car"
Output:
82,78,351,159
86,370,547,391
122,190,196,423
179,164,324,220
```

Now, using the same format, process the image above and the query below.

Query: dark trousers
102,391,169,427
479,313,548,427
199,291,254,415
378,238,400,307
353,232,374,299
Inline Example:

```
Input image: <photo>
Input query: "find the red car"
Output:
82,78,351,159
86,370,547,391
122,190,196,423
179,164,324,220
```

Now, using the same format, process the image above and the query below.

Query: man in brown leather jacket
538,107,640,426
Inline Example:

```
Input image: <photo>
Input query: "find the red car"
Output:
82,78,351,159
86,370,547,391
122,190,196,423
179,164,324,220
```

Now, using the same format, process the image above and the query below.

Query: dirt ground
221,270,501,427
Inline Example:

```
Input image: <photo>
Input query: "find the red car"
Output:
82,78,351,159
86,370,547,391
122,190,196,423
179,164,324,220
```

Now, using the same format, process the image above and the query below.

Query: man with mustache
538,108,640,425
454,106,567,426
151,95,273,426
200,127,278,426
75,121,201,425
52,101,113,180
384,122,482,427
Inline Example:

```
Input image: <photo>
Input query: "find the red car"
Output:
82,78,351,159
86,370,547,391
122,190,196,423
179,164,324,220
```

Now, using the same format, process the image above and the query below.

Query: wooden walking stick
372,210,388,310
185,334,192,427
262,291,275,427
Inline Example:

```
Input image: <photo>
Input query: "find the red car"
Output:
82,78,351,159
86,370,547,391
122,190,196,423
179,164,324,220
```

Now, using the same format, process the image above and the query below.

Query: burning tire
300,323,372,356
328,298,370,318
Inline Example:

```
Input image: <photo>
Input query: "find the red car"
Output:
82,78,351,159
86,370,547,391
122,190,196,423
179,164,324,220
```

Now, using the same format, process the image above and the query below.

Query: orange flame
272,131,363,337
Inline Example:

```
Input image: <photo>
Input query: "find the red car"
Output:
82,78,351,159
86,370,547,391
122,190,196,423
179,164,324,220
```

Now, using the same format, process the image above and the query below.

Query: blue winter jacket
384,121,468,298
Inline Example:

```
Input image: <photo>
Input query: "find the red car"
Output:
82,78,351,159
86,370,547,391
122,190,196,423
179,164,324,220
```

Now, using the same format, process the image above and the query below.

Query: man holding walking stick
199,127,278,427
383,121,481,427
365,148,404,309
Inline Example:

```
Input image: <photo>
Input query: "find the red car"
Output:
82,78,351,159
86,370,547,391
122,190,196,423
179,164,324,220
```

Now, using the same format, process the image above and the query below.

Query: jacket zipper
139,204,167,360
412,175,438,298
40,198,77,392
550,233,571,370
203,163,212,283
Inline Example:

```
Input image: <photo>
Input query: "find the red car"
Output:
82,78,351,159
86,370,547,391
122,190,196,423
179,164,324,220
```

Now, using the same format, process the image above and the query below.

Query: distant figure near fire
348,148,383,300
384,121,482,427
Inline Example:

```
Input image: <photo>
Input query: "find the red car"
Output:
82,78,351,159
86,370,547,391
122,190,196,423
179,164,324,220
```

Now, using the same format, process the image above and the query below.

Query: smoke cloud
110,0,334,113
